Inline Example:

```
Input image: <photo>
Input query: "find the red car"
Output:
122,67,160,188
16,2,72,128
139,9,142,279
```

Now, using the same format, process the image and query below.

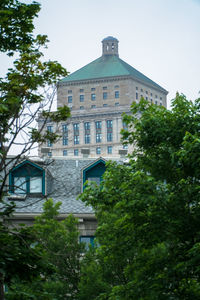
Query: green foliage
0,1,70,297
6,199,83,300
0,0,40,55
79,94,200,299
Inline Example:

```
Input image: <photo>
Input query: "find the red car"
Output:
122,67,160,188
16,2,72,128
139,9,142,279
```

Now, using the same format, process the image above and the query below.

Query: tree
5,199,83,300
0,1,70,297
0,0,70,197
79,94,200,299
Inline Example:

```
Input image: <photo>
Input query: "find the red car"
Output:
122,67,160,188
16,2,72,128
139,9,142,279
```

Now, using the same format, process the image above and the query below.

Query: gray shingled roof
5,158,103,214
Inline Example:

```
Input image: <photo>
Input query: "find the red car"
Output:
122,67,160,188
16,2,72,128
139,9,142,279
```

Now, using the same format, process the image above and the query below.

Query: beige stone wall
38,76,167,158
57,77,167,112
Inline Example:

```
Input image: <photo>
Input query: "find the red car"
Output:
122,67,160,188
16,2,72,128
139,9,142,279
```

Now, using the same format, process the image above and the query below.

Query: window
68,96,72,103
47,125,53,132
155,95,158,98
68,90,72,93
80,236,95,250
80,95,84,102
160,97,162,100
80,106,84,110
103,92,107,99
62,124,68,132
155,100,158,105
107,146,112,154
10,160,45,195
73,123,79,145
63,150,68,156
80,88,84,92
47,125,53,147
151,99,153,104
103,104,108,107
91,87,96,91
47,140,52,147
115,102,119,106
73,123,79,131
84,122,90,130
91,105,96,108
91,93,96,100
146,91,148,94
30,177,42,193
48,152,52,157
96,133,102,143
123,121,128,130
136,86,138,90
151,93,153,96
74,135,79,145
14,177,26,194
107,120,113,142
140,95,143,99
96,147,101,155
141,88,143,92
136,92,138,100
107,120,112,128
146,96,148,100
63,136,68,145
114,85,119,88
88,178,101,185
82,158,106,189
96,121,102,129
84,122,90,144
160,102,162,106
85,134,90,144
62,124,68,145
107,133,113,142
103,86,107,90
115,91,119,98
123,144,128,150
74,149,79,156
96,121,102,143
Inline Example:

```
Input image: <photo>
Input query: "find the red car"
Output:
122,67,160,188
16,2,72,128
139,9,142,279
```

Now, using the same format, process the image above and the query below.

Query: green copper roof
61,55,167,93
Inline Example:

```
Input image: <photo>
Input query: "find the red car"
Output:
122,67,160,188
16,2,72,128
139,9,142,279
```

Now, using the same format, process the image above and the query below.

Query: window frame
9,160,45,195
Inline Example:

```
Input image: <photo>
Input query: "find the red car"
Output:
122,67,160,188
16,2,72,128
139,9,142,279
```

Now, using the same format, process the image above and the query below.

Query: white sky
1,0,200,108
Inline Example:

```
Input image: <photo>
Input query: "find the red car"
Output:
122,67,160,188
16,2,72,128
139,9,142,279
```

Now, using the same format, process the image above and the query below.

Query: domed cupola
102,36,119,56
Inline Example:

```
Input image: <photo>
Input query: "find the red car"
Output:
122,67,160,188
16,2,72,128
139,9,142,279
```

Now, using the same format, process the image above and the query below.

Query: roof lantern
102,36,119,56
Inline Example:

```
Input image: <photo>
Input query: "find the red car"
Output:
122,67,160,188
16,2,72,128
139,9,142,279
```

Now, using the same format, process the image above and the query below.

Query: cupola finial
102,36,119,56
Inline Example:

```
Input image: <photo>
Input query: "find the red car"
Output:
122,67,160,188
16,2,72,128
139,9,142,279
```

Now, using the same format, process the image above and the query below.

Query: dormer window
82,158,106,190
9,160,45,195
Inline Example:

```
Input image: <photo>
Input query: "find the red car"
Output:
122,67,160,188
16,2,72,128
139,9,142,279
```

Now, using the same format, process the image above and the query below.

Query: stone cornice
58,74,168,94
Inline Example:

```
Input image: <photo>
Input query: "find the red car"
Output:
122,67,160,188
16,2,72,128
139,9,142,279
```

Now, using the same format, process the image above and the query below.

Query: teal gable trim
82,158,106,190
9,160,45,195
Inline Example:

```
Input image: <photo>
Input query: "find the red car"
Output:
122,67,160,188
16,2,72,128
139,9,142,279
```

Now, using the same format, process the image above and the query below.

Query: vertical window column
47,125,53,147
106,120,113,142
73,123,79,145
95,121,102,143
62,124,68,146
84,122,91,144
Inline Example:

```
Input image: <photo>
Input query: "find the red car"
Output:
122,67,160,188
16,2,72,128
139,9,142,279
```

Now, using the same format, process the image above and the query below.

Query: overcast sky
1,0,200,109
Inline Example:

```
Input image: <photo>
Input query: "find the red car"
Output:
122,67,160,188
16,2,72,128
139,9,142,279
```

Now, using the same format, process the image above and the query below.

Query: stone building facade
38,36,168,158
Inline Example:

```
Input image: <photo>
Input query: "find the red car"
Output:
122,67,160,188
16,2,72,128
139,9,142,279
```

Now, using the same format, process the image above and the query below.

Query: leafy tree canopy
79,94,200,300
6,199,83,300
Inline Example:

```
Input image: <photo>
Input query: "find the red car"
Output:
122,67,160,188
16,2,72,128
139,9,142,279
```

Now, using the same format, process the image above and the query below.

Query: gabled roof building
38,36,168,158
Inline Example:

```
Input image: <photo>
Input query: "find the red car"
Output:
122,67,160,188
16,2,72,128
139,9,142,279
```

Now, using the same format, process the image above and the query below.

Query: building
4,37,168,247
6,156,111,244
38,36,168,158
